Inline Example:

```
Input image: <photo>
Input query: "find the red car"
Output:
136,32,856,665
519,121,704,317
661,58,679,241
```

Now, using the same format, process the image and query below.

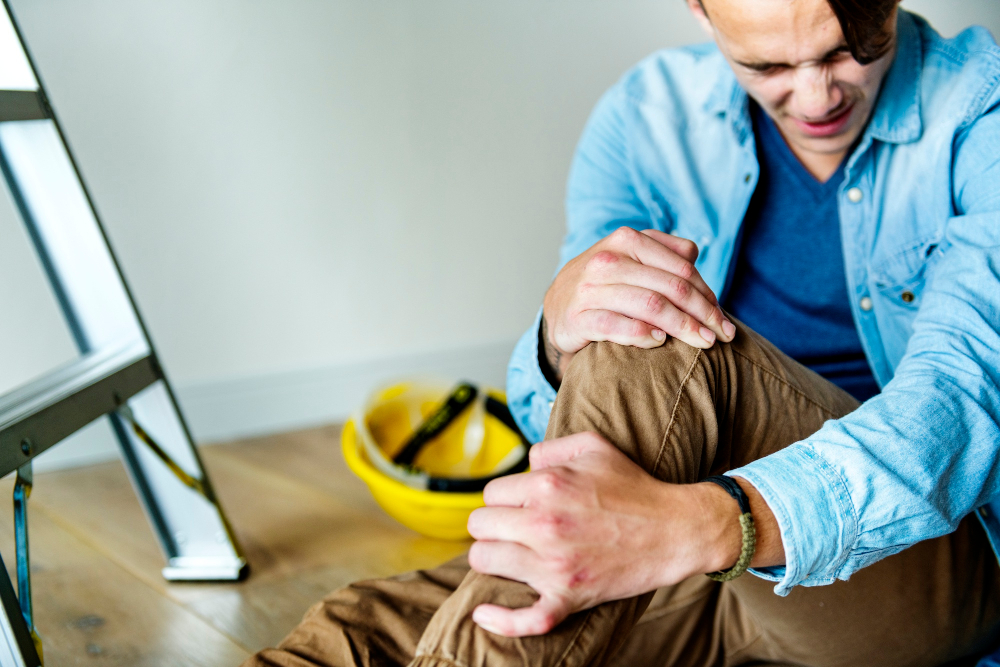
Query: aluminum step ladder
0,2,248,664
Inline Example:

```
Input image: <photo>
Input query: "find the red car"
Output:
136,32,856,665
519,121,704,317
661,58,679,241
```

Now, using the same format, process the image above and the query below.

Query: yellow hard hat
342,380,530,540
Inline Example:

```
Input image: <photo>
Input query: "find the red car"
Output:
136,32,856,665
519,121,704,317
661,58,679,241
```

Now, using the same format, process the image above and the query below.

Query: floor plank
211,424,382,514
0,477,250,666
17,424,470,657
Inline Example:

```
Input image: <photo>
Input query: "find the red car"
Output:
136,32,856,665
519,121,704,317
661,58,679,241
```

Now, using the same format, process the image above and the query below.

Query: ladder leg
113,396,248,581
13,463,31,631
0,550,40,666
8,464,41,666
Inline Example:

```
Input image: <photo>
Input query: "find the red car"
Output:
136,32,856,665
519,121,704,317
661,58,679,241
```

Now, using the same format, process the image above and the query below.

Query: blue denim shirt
506,11,1000,597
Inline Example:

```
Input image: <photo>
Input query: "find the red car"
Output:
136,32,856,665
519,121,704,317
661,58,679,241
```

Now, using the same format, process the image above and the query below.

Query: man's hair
696,0,897,65
827,0,896,65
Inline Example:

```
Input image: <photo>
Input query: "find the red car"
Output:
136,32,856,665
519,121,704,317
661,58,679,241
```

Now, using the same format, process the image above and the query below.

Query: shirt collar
865,10,923,144
704,66,753,145
703,10,923,146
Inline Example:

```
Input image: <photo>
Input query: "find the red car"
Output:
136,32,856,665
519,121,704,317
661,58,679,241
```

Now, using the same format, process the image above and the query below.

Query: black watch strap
703,475,751,514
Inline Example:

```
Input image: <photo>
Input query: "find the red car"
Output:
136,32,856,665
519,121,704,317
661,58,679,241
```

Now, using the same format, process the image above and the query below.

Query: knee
546,339,706,445
561,338,703,393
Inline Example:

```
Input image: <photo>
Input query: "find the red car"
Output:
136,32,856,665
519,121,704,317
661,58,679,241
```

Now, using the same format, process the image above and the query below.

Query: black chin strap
392,383,532,492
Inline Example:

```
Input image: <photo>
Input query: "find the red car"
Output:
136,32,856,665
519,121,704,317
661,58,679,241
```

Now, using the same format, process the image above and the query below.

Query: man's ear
685,0,714,37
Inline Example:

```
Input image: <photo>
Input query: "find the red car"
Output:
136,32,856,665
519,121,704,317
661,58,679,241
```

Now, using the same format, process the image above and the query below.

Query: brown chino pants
244,319,1000,667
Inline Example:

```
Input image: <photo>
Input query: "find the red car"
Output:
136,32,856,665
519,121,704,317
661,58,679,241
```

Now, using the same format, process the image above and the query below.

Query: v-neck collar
751,102,847,198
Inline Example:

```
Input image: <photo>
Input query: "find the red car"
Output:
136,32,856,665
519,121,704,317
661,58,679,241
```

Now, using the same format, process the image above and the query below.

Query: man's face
690,0,897,163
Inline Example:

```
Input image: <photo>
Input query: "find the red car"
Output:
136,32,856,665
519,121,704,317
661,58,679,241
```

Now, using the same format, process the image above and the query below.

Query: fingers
593,228,734,342
482,436,604,506
482,472,536,507
641,228,700,264
578,283,719,348
527,435,595,470
482,435,605,508
467,506,534,542
574,307,710,350
618,259,728,341
627,230,716,306
472,595,570,637
468,540,539,582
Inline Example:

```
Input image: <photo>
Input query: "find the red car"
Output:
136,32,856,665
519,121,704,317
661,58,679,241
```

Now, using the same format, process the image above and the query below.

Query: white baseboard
32,339,517,473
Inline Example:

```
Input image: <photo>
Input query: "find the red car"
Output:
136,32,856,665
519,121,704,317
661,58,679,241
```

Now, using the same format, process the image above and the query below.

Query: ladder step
0,90,49,122
0,341,161,477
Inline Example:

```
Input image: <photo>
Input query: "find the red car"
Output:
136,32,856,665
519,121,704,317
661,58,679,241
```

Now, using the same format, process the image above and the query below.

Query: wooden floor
0,424,470,666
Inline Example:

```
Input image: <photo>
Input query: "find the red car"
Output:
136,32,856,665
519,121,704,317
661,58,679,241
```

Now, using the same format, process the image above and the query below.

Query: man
247,0,1000,665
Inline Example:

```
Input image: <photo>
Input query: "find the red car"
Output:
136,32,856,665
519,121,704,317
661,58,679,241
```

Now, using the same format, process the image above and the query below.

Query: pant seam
652,349,704,477
731,347,842,419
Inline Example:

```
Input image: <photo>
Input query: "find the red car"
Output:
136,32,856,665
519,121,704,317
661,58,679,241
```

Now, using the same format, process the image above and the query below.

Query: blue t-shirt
722,103,880,402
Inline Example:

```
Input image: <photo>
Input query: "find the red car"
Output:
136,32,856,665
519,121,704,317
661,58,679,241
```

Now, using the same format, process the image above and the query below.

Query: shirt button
744,173,752,183
847,187,863,203
859,296,873,311
547,401,554,412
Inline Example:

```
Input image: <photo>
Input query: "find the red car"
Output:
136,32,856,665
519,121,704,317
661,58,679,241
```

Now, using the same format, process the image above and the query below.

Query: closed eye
737,45,852,75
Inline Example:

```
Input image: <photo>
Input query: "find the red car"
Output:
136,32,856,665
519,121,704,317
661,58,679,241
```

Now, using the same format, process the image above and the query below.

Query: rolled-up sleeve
730,103,1000,595
506,308,557,443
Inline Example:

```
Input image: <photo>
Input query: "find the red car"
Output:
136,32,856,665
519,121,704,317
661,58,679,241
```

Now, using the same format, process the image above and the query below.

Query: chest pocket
873,234,944,306
871,234,945,367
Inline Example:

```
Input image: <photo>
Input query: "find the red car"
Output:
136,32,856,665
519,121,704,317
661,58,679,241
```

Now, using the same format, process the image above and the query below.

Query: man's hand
541,227,736,381
465,433,750,637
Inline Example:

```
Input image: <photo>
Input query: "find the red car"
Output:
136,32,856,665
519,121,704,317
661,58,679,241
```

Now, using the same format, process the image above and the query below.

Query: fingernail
652,329,666,342
722,319,736,339
700,327,716,344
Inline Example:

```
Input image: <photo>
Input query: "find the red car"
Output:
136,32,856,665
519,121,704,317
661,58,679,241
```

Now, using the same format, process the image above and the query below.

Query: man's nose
793,65,843,120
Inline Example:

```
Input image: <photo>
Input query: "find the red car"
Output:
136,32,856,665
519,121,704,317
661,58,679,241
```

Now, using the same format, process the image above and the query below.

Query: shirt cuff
727,443,859,595
506,308,558,443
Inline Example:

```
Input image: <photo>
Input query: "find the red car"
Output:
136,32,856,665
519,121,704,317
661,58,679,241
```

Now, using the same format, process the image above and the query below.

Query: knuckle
609,226,639,246
623,318,645,339
550,552,578,578
668,276,691,300
593,310,617,334
587,251,619,274
535,471,564,498
641,292,666,317
534,512,566,541
679,238,699,259
674,260,695,281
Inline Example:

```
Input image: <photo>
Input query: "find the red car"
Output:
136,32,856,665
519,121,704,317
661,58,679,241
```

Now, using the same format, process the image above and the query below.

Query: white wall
0,0,997,470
